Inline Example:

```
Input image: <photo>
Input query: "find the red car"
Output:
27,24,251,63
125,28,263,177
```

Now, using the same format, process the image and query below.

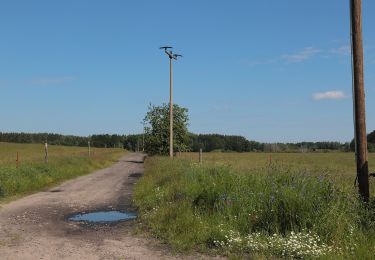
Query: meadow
178,152,375,194
0,142,126,201
134,152,375,259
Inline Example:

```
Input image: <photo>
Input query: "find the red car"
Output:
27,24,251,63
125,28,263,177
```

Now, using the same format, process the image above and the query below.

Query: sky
0,0,374,143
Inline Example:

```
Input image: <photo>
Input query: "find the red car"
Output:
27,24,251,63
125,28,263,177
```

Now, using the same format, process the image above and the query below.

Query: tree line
0,132,126,148
187,134,354,153
142,103,375,154
127,133,375,153
1,130,375,153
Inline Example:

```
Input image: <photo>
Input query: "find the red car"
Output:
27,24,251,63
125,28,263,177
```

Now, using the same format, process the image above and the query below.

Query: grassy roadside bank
134,155,375,259
0,142,127,201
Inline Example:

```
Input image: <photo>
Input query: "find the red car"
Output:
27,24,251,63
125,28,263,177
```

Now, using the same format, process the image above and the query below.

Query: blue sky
0,0,374,142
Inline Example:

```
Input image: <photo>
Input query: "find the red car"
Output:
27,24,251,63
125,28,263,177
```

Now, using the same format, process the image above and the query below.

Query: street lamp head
173,54,182,60
160,46,175,59
159,46,173,51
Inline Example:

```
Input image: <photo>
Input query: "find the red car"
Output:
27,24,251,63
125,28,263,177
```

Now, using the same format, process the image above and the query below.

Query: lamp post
160,46,182,158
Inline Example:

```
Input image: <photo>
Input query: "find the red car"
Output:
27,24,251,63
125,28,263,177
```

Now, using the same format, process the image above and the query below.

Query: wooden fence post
16,152,19,168
45,142,48,163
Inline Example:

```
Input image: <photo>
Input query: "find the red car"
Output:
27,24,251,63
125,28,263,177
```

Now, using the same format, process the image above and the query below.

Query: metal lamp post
160,46,182,158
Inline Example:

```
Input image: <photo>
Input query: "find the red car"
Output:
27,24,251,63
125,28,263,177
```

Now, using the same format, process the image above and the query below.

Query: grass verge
0,143,126,201
134,156,375,259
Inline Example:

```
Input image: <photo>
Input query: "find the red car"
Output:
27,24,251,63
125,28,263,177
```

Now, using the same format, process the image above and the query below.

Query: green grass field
135,152,375,259
178,152,375,193
0,142,127,201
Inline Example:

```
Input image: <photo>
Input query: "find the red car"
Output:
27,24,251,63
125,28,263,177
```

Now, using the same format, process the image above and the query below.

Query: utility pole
350,0,369,201
169,56,173,158
160,46,182,158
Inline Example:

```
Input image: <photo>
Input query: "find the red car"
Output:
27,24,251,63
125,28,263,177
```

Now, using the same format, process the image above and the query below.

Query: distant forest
1,131,375,153
0,132,124,148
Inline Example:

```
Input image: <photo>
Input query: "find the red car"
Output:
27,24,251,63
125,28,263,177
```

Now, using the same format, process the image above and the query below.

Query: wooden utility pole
350,0,369,201
199,148,203,164
169,57,173,158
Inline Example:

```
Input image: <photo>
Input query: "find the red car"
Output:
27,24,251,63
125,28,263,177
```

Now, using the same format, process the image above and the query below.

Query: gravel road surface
0,153,182,260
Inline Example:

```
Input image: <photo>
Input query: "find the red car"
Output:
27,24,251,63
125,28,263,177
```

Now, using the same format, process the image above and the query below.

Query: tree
349,130,375,152
143,103,189,155
368,130,375,144
367,130,375,152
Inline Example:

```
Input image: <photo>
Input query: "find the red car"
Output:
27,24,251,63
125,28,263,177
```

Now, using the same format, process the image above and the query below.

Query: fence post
45,142,48,163
88,141,91,157
16,152,19,168
199,148,203,164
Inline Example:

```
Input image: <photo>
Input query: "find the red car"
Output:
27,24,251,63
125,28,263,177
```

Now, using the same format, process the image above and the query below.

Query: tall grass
0,142,126,200
178,152,375,195
134,155,375,258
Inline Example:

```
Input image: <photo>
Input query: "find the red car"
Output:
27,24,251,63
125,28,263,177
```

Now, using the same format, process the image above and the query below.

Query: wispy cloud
243,47,320,67
282,47,321,63
26,76,75,85
243,43,373,67
241,58,278,67
312,90,347,101
330,45,350,56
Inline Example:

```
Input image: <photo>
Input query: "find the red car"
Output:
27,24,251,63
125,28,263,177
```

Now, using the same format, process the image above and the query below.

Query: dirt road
0,153,178,259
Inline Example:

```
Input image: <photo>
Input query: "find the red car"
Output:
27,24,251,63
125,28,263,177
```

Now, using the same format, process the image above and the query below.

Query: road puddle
68,211,137,223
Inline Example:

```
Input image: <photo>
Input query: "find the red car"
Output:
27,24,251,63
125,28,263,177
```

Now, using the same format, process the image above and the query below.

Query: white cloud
312,90,347,101
243,44,359,67
330,45,350,56
243,42,375,67
241,58,278,67
243,47,320,67
282,47,321,63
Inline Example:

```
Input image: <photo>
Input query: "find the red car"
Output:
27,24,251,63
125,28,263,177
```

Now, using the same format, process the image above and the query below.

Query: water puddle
68,211,137,223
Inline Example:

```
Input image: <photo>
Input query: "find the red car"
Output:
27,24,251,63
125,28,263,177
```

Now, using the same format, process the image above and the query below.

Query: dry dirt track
0,153,185,260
